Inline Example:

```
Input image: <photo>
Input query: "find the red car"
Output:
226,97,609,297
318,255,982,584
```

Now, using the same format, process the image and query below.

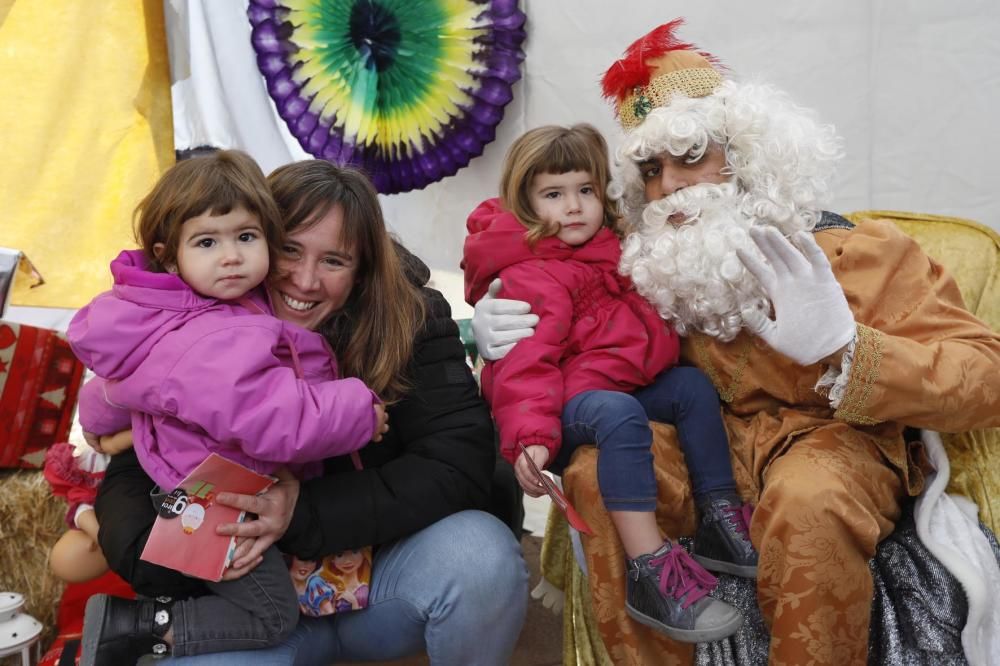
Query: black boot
81,594,172,666
693,492,759,578
625,541,743,643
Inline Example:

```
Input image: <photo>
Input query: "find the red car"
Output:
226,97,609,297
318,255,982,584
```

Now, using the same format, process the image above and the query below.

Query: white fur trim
914,430,1000,665
815,331,856,407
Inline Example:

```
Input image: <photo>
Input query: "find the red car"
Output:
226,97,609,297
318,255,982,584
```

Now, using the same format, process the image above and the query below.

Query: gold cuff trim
833,324,883,425
619,68,722,131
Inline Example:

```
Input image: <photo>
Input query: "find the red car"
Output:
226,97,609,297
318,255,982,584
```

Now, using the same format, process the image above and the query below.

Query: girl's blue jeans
551,366,736,511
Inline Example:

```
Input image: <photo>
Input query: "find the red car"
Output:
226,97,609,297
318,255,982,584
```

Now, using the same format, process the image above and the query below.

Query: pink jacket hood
70,250,260,380
462,198,627,304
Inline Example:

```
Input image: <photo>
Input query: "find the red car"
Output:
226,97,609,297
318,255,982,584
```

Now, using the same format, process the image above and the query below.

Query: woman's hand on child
222,537,263,581
514,445,551,497
372,403,389,442
216,467,300,574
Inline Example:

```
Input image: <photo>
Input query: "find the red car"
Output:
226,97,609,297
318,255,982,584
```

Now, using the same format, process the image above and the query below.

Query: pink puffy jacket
68,250,378,489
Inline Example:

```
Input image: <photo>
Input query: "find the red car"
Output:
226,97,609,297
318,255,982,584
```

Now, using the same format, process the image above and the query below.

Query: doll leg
50,529,109,583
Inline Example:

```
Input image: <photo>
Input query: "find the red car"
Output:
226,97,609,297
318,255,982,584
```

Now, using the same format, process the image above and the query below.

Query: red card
519,443,593,535
141,453,275,581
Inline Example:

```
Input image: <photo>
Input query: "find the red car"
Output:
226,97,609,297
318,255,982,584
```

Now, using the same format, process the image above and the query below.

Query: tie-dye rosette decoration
248,0,526,194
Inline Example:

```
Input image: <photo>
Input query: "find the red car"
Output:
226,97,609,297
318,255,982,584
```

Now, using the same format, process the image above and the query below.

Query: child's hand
101,429,135,455
84,428,134,455
82,430,103,453
514,445,550,497
372,403,389,442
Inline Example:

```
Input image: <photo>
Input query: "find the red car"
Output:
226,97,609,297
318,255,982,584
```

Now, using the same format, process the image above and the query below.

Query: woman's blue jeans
159,510,529,665
551,366,736,511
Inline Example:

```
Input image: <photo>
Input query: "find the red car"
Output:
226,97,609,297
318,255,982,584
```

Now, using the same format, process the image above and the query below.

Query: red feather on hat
600,18,722,101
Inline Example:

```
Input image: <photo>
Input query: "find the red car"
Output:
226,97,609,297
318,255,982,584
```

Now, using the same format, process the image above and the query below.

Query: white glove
471,278,539,361
530,577,565,615
736,227,856,366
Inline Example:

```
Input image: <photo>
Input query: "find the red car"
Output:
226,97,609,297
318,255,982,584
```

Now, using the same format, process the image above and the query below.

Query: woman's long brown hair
268,161,425,401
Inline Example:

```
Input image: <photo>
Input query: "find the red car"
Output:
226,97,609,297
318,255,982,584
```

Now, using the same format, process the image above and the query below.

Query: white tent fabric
165,0,309,172
162,1,1000,319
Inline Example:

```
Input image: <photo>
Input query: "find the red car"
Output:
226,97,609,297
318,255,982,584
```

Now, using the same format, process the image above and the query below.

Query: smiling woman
269,204,359,331
267,160,426,400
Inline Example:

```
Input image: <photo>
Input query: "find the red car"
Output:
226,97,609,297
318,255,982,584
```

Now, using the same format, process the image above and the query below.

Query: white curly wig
612,79,844,341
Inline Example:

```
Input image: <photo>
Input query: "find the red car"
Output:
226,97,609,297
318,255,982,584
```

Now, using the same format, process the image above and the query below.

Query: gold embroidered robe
561,218,1000,665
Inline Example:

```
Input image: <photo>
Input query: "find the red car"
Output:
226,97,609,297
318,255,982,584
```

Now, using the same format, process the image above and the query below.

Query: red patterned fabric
0,321,84,468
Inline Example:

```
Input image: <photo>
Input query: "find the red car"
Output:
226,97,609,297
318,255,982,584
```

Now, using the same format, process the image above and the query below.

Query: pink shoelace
649,547,718,609
722,503,754,541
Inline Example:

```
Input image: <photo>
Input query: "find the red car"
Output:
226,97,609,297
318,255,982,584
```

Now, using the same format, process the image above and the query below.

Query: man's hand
216,468,300,573
737,227,856,367
514,445,551,497
471,278,539,361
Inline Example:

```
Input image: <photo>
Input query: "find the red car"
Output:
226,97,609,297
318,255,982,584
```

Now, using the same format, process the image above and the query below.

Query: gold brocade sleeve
831,323,883,425
820,219,1000,431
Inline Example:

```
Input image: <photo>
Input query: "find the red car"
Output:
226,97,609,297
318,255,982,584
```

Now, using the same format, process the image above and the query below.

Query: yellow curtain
0,0,174,308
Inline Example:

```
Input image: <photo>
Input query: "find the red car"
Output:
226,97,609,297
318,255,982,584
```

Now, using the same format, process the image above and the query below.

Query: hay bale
0,469,66,644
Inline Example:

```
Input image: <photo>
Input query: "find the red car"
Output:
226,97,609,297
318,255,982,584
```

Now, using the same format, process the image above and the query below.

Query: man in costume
473,20,1000,664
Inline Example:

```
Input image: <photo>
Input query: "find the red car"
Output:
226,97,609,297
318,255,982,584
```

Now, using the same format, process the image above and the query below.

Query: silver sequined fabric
683,505,999,665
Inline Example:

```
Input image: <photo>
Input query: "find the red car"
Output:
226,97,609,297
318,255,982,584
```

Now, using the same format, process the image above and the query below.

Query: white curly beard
619,182,774,342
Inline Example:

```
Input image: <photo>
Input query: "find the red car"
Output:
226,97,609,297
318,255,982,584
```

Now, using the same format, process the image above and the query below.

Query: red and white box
0,321,85,468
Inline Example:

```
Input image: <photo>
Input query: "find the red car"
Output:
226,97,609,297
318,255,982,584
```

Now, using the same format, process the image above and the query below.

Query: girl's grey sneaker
693,493,759,578
625,541,743,643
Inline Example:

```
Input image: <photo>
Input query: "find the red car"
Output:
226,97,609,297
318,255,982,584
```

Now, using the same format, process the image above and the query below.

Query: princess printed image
288,548,373,616
289,556,336,617
320,549,372,613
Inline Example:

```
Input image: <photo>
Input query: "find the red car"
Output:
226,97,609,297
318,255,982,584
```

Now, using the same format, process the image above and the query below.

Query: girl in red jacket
463,125,756,643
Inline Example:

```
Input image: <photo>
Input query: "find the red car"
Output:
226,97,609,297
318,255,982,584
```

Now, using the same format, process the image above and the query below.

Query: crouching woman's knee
452,510,528,592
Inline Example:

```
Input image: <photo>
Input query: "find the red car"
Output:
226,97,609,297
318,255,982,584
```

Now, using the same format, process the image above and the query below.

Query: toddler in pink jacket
68,150,387,664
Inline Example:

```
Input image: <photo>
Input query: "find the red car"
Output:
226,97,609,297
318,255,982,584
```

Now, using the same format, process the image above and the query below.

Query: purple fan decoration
248,0,526,194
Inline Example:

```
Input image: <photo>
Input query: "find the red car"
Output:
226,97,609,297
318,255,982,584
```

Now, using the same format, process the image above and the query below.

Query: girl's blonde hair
267,160,425,401
500,124,619,243
134,150,284,273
